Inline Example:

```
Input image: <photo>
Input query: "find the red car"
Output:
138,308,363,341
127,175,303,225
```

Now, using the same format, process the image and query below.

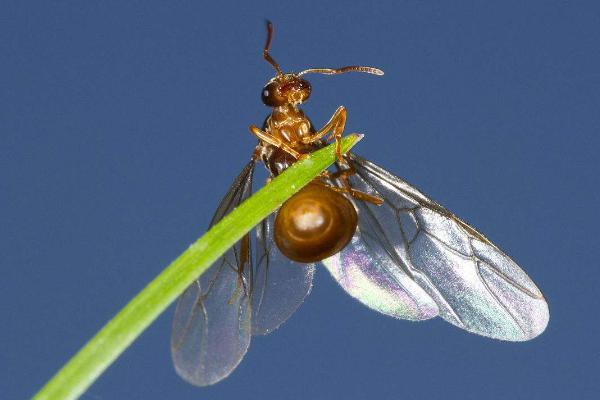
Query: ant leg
321,162,383,205
249,125,307,159
303,106,347,143
329,183,384,205
301,106,347,163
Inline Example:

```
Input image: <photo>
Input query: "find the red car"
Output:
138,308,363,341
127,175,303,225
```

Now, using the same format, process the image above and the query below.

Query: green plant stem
33,134,362,400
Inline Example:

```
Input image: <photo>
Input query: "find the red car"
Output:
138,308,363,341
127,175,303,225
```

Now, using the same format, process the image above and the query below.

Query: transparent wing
252,213,315,335
171,161,255,386
323,225,440,321
325,153,549,341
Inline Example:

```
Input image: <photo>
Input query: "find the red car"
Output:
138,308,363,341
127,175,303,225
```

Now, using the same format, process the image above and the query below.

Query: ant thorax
264,104,313,144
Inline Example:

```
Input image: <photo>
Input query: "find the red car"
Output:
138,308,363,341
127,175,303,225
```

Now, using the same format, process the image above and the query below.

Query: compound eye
261,82,285,107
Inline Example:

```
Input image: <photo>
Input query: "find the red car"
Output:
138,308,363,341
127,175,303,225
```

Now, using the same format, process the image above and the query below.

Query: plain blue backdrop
2,1,599,399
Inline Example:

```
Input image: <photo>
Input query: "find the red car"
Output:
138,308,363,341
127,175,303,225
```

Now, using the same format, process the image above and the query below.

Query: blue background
2,1,598,399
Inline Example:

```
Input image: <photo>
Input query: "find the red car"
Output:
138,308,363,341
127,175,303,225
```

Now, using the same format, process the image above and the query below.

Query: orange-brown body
259,103,320,176
249,22,383,263
265,104,312,144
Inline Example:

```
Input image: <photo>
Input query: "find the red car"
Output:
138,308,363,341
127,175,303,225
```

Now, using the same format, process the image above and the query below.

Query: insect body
251,22,383,263
171,22,549,387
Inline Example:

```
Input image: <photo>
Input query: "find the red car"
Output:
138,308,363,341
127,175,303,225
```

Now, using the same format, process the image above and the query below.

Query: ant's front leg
301,106,347,163
249,125,307,160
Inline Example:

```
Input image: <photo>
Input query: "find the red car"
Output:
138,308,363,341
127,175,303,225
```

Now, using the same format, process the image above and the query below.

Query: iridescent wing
324,229,440,321
252,213,315,335
171,161,255,386
323,153,549,341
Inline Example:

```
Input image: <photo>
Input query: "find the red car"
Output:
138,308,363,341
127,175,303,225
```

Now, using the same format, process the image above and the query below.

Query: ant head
261,74,311,107
260,21,384,108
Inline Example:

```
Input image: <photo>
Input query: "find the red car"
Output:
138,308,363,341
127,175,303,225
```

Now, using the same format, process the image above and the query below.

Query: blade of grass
33,134,363,400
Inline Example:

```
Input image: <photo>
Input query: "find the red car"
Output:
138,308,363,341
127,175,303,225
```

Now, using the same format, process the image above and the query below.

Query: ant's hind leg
321,162,383,205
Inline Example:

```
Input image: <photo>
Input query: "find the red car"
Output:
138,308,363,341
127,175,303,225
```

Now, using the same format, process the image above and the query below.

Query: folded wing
252,213,315,334
171,161,255,386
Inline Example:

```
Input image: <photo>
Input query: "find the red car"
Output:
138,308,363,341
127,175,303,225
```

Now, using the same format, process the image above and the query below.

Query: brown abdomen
274,182,357,263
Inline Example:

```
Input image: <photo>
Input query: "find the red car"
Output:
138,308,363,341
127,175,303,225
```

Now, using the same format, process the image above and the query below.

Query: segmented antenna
298,66,384,76
263,21,283,76
262,21,383,79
